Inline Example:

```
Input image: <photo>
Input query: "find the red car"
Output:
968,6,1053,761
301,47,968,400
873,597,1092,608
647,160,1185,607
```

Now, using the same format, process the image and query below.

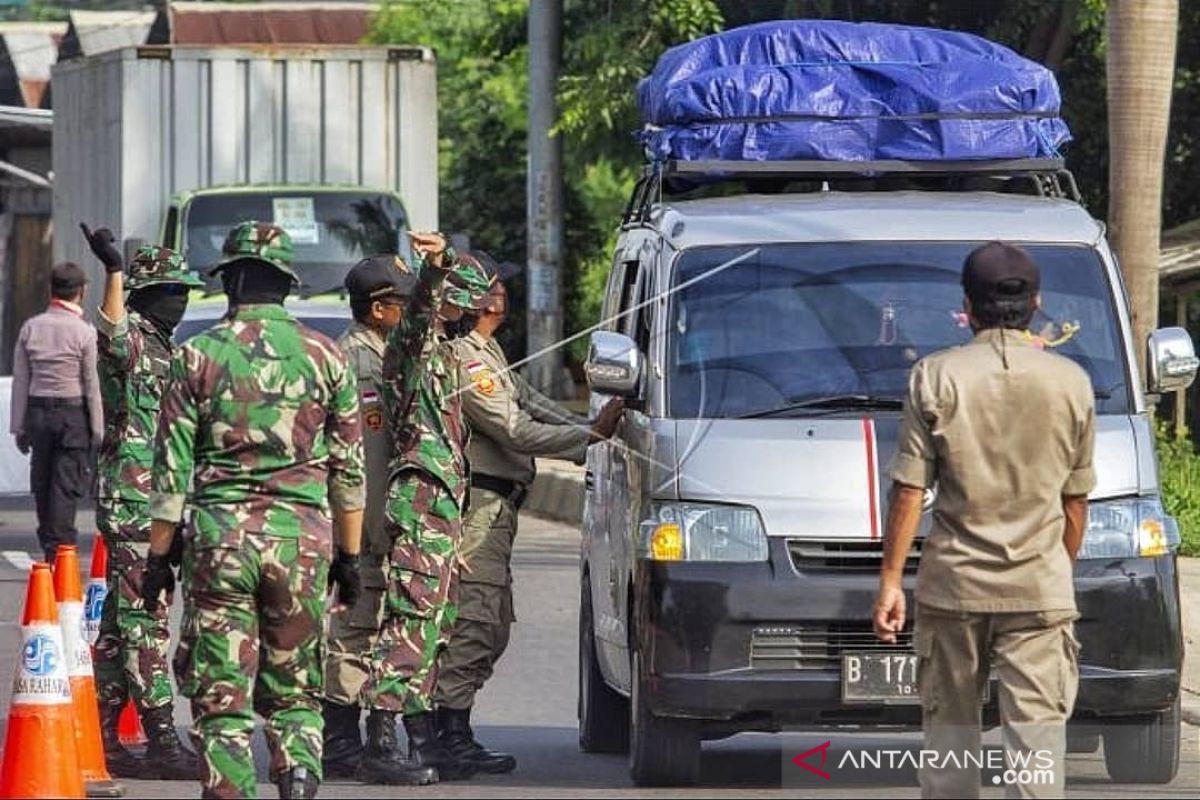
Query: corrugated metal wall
53,45,438,309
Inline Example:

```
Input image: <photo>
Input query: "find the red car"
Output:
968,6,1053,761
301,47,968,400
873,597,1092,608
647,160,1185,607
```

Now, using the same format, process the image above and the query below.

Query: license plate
841,651,920,705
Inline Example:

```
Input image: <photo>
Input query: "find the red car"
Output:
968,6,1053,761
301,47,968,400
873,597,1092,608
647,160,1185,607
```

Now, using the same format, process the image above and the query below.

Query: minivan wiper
738,394,904,419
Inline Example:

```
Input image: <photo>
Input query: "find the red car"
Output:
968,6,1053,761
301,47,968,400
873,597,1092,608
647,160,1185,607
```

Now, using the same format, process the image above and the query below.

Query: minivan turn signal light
650,523,685,560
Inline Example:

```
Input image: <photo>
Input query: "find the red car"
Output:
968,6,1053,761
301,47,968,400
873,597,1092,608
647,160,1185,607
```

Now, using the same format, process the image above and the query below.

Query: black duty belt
471,473,527,509
28,396,84,408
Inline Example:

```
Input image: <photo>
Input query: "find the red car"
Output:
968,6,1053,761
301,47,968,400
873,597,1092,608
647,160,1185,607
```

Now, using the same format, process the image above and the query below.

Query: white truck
51,43,439,305
0,45,439,495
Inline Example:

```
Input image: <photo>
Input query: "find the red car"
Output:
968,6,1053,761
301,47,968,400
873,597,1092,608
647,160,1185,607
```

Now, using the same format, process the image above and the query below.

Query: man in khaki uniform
873,242,1094,800
436,253,624,773
323,255,418,778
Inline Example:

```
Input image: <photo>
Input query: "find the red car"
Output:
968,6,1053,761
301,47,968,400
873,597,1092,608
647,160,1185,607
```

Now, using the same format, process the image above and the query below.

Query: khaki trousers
916,604,1080,800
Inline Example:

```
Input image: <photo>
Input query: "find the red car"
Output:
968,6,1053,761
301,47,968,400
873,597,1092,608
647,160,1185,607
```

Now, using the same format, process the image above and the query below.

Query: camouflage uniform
150,223,365,798
94,247,203,716
324,323,390,705
362,250,492,717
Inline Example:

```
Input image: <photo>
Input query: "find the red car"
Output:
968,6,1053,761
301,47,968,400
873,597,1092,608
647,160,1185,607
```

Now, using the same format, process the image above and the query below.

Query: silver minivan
577,159,1197,786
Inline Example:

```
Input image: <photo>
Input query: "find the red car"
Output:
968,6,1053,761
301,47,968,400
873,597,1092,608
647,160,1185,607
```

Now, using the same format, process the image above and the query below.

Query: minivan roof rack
622,157,1082,226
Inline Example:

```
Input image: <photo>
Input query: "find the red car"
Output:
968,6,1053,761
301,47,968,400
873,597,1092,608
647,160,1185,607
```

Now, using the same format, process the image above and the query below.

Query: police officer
144,222,366,799
435,253,624,772
322,255,418,779
83,225,202,780
357,233,491,786
873,242,1094,800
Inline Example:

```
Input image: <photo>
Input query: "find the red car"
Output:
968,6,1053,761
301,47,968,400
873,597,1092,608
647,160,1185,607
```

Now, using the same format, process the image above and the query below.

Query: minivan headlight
639,503,768,562
1079,497,1179,559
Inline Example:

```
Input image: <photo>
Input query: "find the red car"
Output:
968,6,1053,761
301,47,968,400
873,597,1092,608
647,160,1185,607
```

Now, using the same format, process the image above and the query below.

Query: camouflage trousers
323,552,386,706
93,499,175,712
362,471,462,716
434,486,517,710
175,531,328,799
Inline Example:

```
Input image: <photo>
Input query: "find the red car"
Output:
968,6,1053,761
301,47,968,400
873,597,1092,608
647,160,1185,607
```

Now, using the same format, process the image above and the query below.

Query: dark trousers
26,399,93,562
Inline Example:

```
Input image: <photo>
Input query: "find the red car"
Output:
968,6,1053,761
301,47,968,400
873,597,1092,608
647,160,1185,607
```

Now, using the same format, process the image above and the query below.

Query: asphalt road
0,499,1195,798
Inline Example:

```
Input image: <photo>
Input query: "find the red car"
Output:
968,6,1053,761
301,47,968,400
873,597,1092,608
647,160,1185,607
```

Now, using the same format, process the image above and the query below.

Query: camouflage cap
209,221,298,282
442,253,496,311
126,245,204,291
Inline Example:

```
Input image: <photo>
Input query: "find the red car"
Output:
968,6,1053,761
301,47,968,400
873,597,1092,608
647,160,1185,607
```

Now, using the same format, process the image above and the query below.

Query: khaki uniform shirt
337,323,392,560
449,330,589,487
888,327,1096,613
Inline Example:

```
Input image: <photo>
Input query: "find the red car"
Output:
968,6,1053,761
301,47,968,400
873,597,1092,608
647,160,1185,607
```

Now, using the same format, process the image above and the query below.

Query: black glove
14,433,30,456
141,552,176,614
80,224,123,272
167,530,185,571
329,548,362,608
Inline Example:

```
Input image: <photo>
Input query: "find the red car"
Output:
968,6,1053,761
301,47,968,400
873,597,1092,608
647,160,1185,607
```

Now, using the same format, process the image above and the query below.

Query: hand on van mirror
406,231,449,268
80,223,123,271
589,397,625,443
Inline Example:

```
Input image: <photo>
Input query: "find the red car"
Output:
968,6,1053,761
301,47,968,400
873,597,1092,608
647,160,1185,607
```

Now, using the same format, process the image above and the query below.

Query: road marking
2,551,34,571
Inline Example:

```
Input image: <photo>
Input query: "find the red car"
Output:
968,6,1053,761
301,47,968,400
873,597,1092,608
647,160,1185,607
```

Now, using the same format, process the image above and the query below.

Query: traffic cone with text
55,546,124,798
86,533,145,747
0,562,85,799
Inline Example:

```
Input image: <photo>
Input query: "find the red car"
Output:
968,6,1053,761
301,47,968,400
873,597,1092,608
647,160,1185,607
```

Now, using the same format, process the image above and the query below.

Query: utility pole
526,0,564,395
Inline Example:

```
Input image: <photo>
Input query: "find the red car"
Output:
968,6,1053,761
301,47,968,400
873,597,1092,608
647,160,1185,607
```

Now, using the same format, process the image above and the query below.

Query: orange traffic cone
85,535,147,748
84,534,108,648
116,702,145,748
0,563,85,799
55,547,124,798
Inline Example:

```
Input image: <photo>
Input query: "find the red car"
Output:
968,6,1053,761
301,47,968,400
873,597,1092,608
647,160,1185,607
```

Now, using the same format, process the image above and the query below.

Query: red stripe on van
863,418,880,540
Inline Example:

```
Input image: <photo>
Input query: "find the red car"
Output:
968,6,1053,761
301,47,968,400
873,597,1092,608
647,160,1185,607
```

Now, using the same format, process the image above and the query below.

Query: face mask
129,286,188,335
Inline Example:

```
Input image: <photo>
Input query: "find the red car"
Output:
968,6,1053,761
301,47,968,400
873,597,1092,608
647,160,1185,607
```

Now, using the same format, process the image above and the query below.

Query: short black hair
971,294,1037,330
50,262,87,300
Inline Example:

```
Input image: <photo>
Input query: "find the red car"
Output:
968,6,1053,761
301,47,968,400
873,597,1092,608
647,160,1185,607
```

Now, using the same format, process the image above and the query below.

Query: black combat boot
142,705,199,781
356,709,438,786
321,701,363,779
276,766,319,799
404,712,477,781
99,699,145,779
438,706,517,774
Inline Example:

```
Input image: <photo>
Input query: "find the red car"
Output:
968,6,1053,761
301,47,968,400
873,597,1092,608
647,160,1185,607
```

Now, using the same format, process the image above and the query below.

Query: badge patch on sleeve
473,369,497,397
361,390,384,431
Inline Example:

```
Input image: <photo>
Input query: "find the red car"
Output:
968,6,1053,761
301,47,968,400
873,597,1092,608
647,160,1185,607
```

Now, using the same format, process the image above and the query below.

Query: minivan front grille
787,538,923,574
750,622,915,671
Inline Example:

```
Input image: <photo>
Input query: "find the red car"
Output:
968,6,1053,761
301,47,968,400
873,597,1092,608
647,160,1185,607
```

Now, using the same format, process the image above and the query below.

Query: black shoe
356,710,438,786
276,766,319,799
321,701,363,779
99,700,145,779
438,707,517,775
404,712,477,782
142,705,199,781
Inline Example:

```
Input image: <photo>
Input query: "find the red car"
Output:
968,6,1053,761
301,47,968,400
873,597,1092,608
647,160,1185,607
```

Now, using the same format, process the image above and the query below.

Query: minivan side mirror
585,331,643,397
1147,327,1199,394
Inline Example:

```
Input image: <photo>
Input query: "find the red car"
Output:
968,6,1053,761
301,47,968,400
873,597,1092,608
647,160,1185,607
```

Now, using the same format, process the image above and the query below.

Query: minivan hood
674,416,1139,538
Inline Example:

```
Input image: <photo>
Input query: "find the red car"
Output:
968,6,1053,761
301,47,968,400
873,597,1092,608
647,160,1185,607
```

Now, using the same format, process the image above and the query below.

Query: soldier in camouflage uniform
81,224,203,780
357,233,492,786
321,255,418,780
143,222,367,800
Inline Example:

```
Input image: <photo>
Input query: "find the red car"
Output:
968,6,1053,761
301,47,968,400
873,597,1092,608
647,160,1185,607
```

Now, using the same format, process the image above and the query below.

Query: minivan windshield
183,191,410,297
669,242,1130,418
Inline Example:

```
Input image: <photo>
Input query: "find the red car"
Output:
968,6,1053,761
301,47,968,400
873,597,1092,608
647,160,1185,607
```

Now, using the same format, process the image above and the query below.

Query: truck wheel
629,645,700,786
578,574,629,754
1102,697,1181,784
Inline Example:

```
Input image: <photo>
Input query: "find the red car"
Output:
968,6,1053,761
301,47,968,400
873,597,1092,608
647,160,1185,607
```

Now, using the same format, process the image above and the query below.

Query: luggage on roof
636,20,1071,163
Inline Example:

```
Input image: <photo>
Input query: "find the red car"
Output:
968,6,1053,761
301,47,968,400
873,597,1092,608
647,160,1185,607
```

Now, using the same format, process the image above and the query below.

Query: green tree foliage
370,0,1200,364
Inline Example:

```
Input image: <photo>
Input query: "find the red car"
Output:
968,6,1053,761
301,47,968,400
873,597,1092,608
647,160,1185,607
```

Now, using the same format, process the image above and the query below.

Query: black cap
50,262,87,293
962,242,1040,303
344,254,417,301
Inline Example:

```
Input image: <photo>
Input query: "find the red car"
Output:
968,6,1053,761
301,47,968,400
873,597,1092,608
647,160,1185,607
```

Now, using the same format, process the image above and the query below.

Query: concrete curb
523,459,585,526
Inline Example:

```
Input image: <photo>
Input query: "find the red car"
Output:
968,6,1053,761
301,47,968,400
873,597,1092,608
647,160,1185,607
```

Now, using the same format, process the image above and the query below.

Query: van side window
162,206,179,249
618,259,640,322
628,265,653,355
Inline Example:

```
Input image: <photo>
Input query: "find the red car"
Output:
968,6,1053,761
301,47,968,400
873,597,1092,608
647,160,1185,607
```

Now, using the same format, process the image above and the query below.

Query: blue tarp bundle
637,20,1071,163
